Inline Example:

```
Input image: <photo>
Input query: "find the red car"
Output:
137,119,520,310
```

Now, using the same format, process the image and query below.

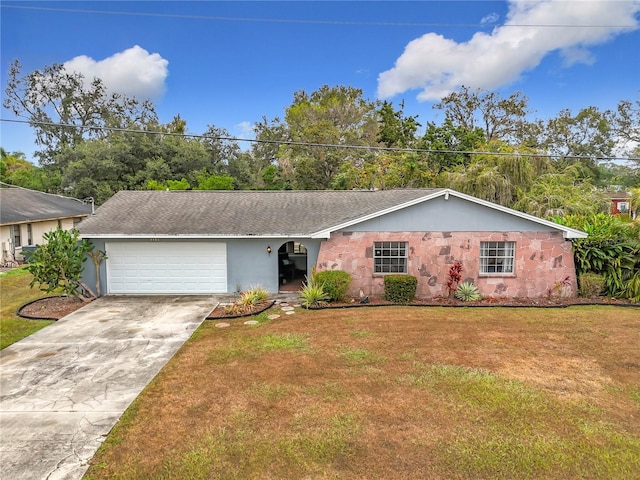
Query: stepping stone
268,314,281,320
285,311,296,315
244,320,259,325
281,306,295,312
215,322,231,328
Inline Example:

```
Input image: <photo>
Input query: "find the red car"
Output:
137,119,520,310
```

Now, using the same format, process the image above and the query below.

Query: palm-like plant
454,282,482,302
299,274,329,308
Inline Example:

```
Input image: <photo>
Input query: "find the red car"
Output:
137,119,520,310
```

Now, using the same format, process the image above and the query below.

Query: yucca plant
238,286,269,307
454,282,482,302
299,275,329,308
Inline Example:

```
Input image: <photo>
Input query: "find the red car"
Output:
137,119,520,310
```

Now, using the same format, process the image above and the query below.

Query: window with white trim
374,241,407,274
480,241,515,274
10,225,21,248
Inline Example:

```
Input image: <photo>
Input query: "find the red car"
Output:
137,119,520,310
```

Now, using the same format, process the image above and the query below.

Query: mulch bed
18,294,638,322
18,296,93,320
319,295,639,309
207,300,275,320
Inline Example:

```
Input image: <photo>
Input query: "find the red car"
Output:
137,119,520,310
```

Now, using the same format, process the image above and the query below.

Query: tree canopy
3,59,638,218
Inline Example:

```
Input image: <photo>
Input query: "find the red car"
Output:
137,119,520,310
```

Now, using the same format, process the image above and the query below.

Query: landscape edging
16,296,68,321
206,300,276,320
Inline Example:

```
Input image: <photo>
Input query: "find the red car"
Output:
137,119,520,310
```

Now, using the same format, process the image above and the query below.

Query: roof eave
78,233,314,240
0,213,91,226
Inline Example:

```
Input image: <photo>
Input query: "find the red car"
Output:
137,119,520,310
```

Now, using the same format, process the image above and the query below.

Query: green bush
314,270,352,302
578,273,605,298
555,213,640,299
26,227,93,299
623,272,640,303
383,275,417,303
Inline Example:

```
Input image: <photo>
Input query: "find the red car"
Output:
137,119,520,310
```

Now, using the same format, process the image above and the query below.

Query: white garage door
106,242,227,294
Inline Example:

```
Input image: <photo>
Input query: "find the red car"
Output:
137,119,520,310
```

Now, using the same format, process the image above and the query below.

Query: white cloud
235,121,254,139
377,0,640,101
234,121,254,151
63,45,169,99
481,12,500,25
560,46,596,67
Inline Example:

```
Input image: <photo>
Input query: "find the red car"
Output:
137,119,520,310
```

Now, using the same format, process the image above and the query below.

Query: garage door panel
106,242,227,294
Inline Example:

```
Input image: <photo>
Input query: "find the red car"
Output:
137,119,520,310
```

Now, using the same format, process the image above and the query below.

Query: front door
278,241,307,292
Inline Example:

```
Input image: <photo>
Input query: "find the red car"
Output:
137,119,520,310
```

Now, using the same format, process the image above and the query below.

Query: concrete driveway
0,295,217,480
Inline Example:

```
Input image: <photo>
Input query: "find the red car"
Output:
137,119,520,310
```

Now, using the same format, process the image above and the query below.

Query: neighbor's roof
78,189,587,239
0,186,93,225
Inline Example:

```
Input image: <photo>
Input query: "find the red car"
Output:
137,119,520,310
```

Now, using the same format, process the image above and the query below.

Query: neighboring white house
0,185,93,264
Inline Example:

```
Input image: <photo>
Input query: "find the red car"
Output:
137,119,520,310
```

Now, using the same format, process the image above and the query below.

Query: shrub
299,275,329,309
455,282,482,302
446,261,463,297
314,270,352,302
26,227,94,299
555,213,639,298
383,275,417,303
623,272,640,303
238,286,270,307
578,273,605,298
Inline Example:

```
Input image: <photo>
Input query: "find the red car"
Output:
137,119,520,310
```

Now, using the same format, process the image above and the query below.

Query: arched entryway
278,241,308,292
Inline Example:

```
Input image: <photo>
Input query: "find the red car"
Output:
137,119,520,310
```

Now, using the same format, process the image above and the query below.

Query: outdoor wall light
267,245,272,255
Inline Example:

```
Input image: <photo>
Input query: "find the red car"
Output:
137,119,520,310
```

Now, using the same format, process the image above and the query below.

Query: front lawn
0,268,54,349
85,305,640,480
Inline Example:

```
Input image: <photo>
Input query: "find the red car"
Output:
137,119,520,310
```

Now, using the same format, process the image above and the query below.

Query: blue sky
1,1,639,161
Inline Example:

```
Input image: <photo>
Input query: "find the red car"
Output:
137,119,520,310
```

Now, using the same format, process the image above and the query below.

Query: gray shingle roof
0,187,93,225
78,189,443,237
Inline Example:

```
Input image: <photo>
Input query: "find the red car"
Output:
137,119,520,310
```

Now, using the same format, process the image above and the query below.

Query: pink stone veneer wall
315,231,578,299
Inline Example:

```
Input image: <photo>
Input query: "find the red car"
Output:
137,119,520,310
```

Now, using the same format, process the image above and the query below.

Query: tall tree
201,124,241,174
513,170,609,218
441,143,547,207
433,86,532,144
3,60,157,166
0,148,61,191
418,119,487,174
538,107,614,178
613,98,640,150
377,101,420,148
612,97,640,175
278,85,379,189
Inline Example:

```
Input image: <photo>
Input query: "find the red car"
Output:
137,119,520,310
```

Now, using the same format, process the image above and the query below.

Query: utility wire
2,118,638,162
1,4,638,28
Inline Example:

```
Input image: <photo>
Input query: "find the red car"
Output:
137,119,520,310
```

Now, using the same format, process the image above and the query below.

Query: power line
2,118,638,162
1,4,638,29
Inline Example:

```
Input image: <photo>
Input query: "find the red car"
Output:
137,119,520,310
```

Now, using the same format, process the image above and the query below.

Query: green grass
205,332,311,364
0,268,54,349
339,347,386,365
257,333,310,352
350,329,373,338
